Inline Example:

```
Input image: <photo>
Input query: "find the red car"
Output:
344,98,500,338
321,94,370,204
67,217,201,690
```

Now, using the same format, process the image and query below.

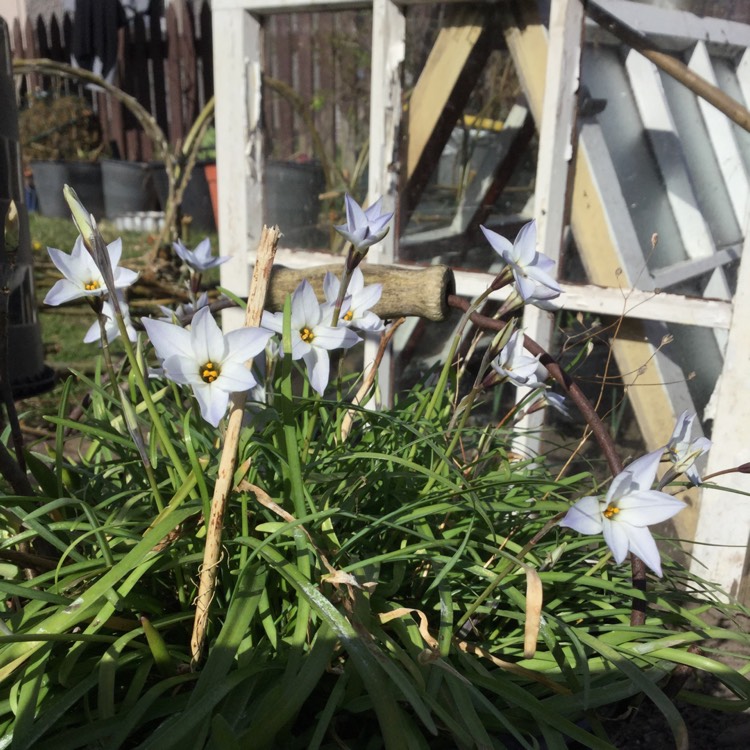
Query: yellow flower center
300,327,315,343
603,503,620,519
200,361,220,383
84,280,101,291
343,310,354,322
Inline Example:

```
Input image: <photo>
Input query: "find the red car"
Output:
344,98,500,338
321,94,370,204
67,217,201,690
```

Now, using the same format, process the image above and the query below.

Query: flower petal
625,524,664,577
513,271,539,302
104,237,122,268
261,310,283,334
303,347,330,395
292,280,322,328
624,449,665,492
224,327,274,364
559,495,603,535
616,490,686,526
602,518,630,563
353,281,382,312
216,361,257,393
312,325,361,351
323,271,339,303
190,307,226,364
192,383,229,427
113,266,139,289
142,317,194,362
345,192,367,231
162,354,202,385
480,225,513,261
513,220,537,265
44,279,88,306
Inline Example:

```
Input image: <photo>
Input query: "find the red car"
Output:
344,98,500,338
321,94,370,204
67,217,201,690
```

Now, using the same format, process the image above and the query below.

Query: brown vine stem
446,294,647,625
190,225,281,667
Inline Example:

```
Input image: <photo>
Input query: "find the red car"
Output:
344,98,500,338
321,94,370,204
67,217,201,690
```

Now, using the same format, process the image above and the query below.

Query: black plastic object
101,158,159,218
0,19,55,398
151,160,216,232
31,159,105,219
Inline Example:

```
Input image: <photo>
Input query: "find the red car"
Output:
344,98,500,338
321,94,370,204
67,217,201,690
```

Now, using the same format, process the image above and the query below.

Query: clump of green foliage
1,198,749,750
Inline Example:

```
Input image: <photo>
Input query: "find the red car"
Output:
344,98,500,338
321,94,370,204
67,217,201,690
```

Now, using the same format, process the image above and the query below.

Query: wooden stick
190,225,280,666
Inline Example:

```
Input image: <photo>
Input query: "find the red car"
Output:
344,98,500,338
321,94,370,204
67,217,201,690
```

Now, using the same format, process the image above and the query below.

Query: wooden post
516,0,585,456
690,206,750,603
214,6,264,332
365,0,404,408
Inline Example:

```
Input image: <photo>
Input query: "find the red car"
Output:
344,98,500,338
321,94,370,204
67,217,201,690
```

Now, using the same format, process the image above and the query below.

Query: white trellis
212,0,750,600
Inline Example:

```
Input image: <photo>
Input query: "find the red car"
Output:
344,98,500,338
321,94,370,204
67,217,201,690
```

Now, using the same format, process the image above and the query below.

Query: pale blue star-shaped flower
481,220,562,305
662,411,712,486
142,306,272,427
322,267,384,331
173,238,230,272
261,280,361,395
334,194,393,253
491,330,548,388
560,449,686,576
44,236,138,306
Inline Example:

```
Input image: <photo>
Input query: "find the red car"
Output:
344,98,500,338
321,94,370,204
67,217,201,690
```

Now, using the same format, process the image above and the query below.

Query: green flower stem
280,297,312,649
420,272,512,425
330,255,353,327
95,309,119,397
113,313,189,485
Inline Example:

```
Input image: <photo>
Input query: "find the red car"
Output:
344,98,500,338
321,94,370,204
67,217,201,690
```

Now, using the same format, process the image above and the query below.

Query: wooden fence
8,1,377,172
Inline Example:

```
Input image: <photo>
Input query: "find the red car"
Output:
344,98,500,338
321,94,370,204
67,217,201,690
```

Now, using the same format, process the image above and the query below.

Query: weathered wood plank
519,0,584,453
365,0,405,407
689,41,750,230
691,207,750,603
626,50,730,355
505,0,699,540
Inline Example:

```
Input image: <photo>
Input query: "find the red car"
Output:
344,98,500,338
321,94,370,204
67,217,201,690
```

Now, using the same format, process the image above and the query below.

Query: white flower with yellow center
261,280,361,395
322,267,384,331
142,306,272,427
559,449,686,576
44,236,138,306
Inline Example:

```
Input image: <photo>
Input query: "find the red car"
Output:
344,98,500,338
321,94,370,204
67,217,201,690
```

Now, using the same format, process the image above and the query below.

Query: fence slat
179,0,198,130
198,0,214,105
296,13,314,156
131,13,152,160
270,15,295,157
148,7,168,138
11,4,348,170
166,3,184,145
23,17,40,92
